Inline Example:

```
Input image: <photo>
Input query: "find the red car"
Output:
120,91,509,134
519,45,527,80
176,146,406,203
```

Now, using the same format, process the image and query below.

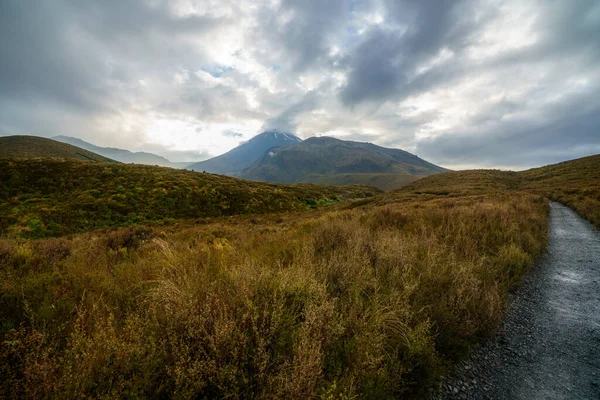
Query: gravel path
435,201,600,400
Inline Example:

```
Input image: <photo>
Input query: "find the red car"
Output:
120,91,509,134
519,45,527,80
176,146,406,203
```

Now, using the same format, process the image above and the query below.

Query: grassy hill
0,158,380,238
0,136,115,163
240,136,447,188
376,154,600,228
307,172,426,191
519,154,600,227
0,167,547,399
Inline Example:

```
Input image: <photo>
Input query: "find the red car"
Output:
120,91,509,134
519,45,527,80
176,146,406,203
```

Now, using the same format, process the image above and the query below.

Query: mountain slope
240,136,447,189
53,135,187,168
0,135,116,163
188,131,302,174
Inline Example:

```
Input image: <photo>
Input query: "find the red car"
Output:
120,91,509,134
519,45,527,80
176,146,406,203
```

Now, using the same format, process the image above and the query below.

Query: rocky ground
432,201,600,400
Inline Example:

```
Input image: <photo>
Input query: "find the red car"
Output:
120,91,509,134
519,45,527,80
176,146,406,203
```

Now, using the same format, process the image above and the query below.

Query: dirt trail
437,201,600,399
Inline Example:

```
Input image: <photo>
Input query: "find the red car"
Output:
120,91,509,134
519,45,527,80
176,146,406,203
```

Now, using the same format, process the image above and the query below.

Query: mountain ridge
53,135,192,168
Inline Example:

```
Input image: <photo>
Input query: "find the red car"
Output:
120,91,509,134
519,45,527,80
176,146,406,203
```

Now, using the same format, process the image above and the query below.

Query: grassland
1,154,598,398
0,158,379,238
520,154,600,228
306,173,426,191
376,154,600,229
0,177,548,398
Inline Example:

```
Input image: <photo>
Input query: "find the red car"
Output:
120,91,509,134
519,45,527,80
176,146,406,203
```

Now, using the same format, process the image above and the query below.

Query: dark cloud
0,0,598,167
263,89,321,132
416,86,600,168
338,0,481,105
252,0,349,72
0,2,108,111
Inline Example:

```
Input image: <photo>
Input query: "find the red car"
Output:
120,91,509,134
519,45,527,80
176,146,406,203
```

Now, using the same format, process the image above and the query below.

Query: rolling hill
519,154,600,227
375,153,600,228
0,158,380,238
0,135,116,163
240,136,448,189
188,130,302,174
53,135,191,168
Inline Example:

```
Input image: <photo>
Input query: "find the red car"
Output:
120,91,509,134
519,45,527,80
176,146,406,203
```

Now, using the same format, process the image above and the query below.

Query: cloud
0,0,598,166
222,131,243,139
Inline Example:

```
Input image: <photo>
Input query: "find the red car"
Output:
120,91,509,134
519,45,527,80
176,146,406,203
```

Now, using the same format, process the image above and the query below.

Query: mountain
53,135,189,168
240,136,448,190
0,135,116,163
188,130,302,174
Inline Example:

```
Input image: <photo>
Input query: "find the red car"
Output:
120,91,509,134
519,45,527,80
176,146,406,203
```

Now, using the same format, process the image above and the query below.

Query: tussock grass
381,155,600,228
0,191,548,398
519,154,600,228
6,154,600,397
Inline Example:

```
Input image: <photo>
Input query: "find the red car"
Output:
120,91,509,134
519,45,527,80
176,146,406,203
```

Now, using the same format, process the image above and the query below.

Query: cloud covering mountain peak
1,0,598,169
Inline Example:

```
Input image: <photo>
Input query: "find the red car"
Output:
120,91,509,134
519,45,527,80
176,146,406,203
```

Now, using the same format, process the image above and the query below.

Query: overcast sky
1,0,599,168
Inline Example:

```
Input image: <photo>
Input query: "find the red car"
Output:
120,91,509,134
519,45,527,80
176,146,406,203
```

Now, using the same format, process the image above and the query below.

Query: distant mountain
53,136,187,168
0,135,116,163
240,136,448,190
188,130,302,174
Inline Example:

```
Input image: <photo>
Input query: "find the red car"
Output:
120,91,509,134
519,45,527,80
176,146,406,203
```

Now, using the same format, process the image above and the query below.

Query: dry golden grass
5,153,600,398
0,189,548,398
378,154,600,228
519,154,600,228
7,153,600,398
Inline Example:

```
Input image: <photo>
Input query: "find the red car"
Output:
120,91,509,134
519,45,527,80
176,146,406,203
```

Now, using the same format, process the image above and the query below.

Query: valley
1,135,598,398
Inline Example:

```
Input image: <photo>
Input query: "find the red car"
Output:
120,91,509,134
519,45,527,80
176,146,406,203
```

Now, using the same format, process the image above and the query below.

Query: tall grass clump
1,192,548,398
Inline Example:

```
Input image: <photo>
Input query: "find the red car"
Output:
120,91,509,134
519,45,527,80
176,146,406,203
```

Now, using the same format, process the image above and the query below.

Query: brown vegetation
520,154,600,228
0,190,548,398
378,154,600,228
0,158,379,238
3,153,599,398
306,173,426,191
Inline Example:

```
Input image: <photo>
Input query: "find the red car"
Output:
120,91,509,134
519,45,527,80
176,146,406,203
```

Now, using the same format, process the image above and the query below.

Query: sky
0,0,599,168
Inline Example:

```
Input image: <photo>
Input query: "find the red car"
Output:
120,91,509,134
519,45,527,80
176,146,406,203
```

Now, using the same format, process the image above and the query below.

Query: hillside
376,154,600,228
53,135,190,168
307,173,425,191
0,158,380,238
240,136,447,189
519,154,600,227
0,165,548,399
188,130,302,174
0,136,115,163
